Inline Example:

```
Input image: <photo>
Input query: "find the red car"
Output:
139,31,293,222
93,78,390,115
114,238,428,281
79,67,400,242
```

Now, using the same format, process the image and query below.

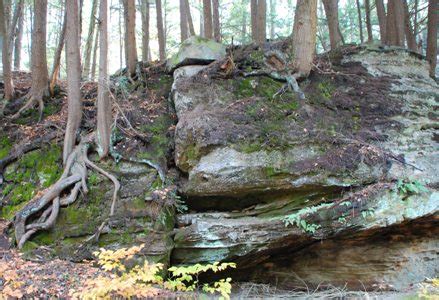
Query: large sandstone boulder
171,46,439,290
167,36,226,72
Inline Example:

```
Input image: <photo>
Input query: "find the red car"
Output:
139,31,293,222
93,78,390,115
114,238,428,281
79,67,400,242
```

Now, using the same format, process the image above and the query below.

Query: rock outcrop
171,46,439,290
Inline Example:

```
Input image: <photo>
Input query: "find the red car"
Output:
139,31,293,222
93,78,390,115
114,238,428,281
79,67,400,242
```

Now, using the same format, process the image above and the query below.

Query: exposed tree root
13,133,121,249
11,89,47,122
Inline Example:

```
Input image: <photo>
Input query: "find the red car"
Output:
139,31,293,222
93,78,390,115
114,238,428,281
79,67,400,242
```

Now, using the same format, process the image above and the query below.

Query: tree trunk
118,1,123,70
30,0,49,111
386,0,405,46
97,0,112,158
257,0,266,44
63,0,82,164
13,0,24,70
365,0,373,42
0,0,14,100
269,0,275,40
8,0,24,60
49,9,67,95
403,0,417,51
156,0,166,60
426,0,438,78
185,0,195,36
82,0,97,80
212,0,220,42
203,0,213,39
123,0,137,77
91,23,99,81
356,0,364,43
375,0,387,44
140,0,150,61
291,0,317,77
322,0,343,49
180,0,189,42
251,0,258,41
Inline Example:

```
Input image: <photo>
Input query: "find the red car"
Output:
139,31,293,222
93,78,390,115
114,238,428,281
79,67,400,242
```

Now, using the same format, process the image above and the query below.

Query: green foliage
361,209,375,219
166,262,236,299
75,245,236,300
317,81,335,100
283,204,330,234
0,135,12,160
395,179,428,195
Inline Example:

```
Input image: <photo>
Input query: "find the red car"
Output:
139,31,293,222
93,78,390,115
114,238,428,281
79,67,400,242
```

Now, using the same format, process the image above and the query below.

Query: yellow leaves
76,245,236,299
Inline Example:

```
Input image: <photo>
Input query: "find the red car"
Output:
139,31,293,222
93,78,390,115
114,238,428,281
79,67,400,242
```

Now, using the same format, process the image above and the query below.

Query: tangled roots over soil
14,133,120,249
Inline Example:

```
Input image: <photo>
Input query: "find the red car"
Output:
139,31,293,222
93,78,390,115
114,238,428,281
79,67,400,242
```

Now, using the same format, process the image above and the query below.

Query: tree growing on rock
122,0,137,77
426,0,438,78
291,0,317,77
203,0,213,39
322,0,343,49
156,0,166,60
12,0,49,121
376,0,387,44
386,0,405,46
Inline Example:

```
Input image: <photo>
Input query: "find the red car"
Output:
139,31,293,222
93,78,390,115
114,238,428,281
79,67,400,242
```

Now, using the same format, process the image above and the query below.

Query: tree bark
212,0,221,42
291,0,317,77
63,0,82,164
426,0,438,78
269,0,275,40
97,0,112,158
322,0,343,49
123,0,137,77
365,0,373,42
180,0,189,42
375,0,387,44
140,0,150,61
257,0,266,44
203,0,213,39
156,0,166,60
82,0,97,80
251,0,258,41
13,0,24,70
386,0,405,46
30,0,49,109
185,0,195,36
49,9,67,95
356,0,364,43
403,0,417,51
91,23,99,81
8,0,24,60
0,0,14,100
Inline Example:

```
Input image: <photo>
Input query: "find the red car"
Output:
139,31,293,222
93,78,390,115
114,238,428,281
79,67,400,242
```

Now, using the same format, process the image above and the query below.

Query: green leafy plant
396,179,428,195
165,262,236,299
361,208,375,219
283,204,329,234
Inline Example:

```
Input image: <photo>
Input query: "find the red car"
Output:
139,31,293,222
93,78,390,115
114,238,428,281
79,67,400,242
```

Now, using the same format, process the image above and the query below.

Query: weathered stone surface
167,36,226,72
171,47,439,290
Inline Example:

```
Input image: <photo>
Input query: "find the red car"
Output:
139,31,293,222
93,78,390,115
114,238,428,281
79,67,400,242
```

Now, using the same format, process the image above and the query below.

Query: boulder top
167,36,226,72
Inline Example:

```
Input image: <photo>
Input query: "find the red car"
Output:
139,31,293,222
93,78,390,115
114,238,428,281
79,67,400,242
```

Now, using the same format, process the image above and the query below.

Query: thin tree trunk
292,0,317,77
413,0,419,39
123,0,137,76
185,0,195,36
63,0,82,164
322,0,343,49
212,0,220,42
156,0,166,60
8,0,24,59
0,0,14,100
140,0,150,61
82,0,97,79
203,0,213,39
118,2,123,70
199,0,204,37
269,0,275,40
30,0,49,112
91,24,99,81
376,0,387,44
251,0,258,41
257,0,266,44
13,0,24,70
97,0,111,158
356,0,364,43
241,0,247,42
49,9,67,95
403,0,417,51
180,0,189,42
426,0,438,78
365,0,373,42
